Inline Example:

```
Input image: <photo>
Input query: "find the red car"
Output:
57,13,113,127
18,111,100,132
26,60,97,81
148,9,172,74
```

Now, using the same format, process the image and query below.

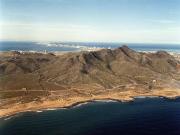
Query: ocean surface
0,41,180,53
0,98,180,135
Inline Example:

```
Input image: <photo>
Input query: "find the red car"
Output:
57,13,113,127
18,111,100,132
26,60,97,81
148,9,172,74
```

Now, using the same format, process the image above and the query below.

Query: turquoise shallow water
0,98,180,135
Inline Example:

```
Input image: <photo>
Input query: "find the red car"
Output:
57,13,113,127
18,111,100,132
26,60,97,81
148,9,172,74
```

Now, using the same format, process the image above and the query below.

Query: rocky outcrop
0,46,179,90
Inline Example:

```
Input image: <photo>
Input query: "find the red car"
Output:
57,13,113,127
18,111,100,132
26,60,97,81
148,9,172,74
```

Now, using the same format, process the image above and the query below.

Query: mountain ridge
0,45,180,91
1,45,180,117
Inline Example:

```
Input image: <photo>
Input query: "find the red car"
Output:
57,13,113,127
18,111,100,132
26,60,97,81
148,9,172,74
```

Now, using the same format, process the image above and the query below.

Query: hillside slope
0,45,180,91
1,46,180,117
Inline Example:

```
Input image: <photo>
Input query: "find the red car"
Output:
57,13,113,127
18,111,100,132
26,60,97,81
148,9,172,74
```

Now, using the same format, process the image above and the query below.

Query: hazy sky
0,0,180,43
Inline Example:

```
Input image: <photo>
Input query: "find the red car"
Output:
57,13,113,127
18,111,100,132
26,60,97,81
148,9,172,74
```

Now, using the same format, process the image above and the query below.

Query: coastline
1,88,179,119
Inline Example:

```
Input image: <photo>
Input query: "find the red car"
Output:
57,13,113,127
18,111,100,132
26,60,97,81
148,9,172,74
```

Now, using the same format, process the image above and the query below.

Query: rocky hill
0,45,180,91
1,45,180,117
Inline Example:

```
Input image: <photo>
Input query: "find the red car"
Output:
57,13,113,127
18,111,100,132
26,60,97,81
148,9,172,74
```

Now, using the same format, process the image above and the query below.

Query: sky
0,0,180,43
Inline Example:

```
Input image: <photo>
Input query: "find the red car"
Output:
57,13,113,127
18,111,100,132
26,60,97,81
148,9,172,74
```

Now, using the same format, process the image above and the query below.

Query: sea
0,98,180,135
0,41,180,135
0,41,180,53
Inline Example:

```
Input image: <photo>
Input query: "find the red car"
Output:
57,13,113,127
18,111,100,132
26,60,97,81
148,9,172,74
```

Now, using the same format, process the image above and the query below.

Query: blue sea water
0,41,180,53
0,98,180,135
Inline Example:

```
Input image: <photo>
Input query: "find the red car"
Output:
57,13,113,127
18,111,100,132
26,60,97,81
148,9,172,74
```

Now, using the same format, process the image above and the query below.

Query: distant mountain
0,45,180,90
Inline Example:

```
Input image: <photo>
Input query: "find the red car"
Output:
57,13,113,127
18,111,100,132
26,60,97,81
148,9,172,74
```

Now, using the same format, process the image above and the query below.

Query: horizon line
0,40,180,45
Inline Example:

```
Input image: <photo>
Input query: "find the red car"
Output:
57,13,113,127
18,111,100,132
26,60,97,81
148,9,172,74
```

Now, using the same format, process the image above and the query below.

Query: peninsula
0,46,180,117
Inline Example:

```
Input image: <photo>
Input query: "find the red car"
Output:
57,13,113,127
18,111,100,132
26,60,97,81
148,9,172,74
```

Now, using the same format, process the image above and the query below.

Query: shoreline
0,98,131,119
0,50,180,62
1,92,179,119
0,49,180,54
